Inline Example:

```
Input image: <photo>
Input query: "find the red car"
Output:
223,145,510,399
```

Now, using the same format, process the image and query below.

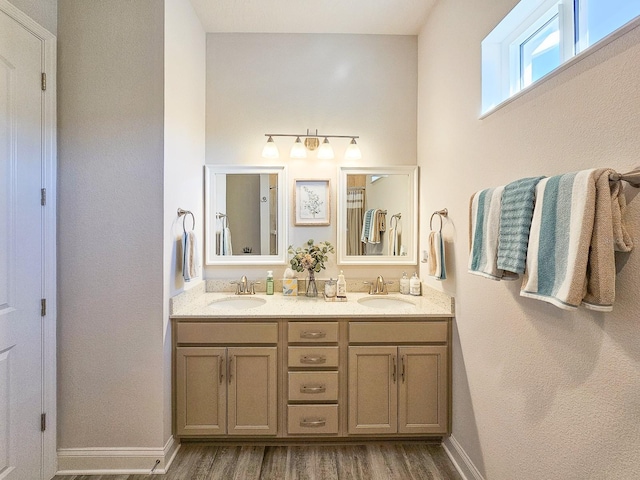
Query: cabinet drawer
288,346,339,368
349,321,447,344
287,405,338,435
176,322,278,344
288,322,338,343
288,372,338,402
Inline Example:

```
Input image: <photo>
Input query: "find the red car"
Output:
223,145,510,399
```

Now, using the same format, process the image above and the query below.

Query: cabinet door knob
300,418,326,428
300,331,326,339
300,384,326,394
300,355,326,365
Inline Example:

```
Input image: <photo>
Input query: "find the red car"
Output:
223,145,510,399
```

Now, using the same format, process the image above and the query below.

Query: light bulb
344,138,362,160
290,137,307,159
317,137,334,160
261,136,279,159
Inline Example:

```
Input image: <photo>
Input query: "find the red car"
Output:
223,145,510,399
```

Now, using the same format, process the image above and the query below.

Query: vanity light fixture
261,129,360,160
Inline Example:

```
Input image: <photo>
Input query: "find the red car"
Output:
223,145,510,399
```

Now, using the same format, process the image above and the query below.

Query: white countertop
170,284,454,319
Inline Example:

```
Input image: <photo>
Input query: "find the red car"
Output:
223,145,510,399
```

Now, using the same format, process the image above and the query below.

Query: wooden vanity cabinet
347,321,449,436
174,322,278,438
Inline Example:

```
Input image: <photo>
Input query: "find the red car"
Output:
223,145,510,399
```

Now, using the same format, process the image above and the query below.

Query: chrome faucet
365,275,393,295
231,275,259,295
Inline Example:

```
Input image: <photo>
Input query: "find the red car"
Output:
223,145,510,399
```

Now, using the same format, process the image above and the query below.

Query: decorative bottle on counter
400,272,410,295
336,271,347,299
409,272,421,296
266,270,274,295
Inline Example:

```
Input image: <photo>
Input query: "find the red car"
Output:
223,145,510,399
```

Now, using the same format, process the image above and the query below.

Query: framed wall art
294,179,330,226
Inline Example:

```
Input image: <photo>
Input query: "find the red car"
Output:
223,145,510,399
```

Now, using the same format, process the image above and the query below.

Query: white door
0,9,45,480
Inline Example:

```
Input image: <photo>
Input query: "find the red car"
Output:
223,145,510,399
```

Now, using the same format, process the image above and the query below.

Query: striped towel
520,168,632,310
428,231,446,280
361,209,381,244
497,176,545,275
182,231,198,282
468,186,518,280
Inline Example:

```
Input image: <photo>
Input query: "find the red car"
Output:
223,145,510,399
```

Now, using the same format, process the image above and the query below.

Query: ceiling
189,0,437,35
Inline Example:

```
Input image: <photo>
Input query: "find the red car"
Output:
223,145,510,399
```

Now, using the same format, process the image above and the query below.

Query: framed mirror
337,166,418,265
204,165,287,265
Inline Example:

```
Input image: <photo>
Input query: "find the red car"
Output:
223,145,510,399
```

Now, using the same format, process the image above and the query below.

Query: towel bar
609,168,640,188
177,208,195,233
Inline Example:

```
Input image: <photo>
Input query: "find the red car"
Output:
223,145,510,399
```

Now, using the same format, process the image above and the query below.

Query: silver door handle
300,418,326,428
300,384,326,394
300,331,326,339
401,355,406,383
300,355,326,365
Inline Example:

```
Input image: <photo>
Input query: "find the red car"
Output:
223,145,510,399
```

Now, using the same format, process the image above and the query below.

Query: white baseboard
57,435,180,475
443,435,485,480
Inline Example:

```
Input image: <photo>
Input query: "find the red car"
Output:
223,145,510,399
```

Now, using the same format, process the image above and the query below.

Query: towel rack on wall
177,208,195,233
609,168,640,188
430,208,448,232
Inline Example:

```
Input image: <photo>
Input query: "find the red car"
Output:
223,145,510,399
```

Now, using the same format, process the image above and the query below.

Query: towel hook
177,208,195,233
430,208,448,233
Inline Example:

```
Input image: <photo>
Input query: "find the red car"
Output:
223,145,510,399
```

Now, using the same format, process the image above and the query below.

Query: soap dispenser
409,272,421,296
266,270,274,295
400,272,410,295
337,270,347,299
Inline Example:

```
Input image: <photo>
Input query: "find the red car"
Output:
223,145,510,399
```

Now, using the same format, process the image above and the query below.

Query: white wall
8,0,56,34
418,1,640,479
57,0,165,452
205,33,418,280
163,0,206,443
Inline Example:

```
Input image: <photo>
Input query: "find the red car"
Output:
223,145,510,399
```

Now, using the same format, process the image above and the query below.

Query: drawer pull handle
300,418,326,428
300,331,326,339
300,355,326,365
300,384,326,394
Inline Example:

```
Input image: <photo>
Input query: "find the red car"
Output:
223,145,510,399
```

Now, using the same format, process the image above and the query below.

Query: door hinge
41,299,46,316
41,413,46,432
41,188,46,206
41,72,46,91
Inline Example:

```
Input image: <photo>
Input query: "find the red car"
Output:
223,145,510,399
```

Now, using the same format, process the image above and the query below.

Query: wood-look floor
53,443,462,480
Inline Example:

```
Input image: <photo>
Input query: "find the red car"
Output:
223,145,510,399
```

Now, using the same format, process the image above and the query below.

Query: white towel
182,231,198,282
468,186,518,281
220,227,233,256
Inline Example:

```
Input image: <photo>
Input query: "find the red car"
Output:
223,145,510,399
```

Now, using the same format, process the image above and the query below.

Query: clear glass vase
306,269,318,297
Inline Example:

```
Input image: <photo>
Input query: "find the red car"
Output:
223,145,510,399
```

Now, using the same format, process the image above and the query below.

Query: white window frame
482,0,574,114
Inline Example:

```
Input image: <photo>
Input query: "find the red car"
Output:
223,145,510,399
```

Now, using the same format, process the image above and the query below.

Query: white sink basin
357,296,416,309
209,296,267,310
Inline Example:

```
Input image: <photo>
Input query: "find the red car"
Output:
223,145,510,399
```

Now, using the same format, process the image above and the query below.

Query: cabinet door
398,346,448,434
227,347,277,435
176,347,226,436
348,346,398,434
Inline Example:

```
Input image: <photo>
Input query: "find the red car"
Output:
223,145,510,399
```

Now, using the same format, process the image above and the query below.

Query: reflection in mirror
205,165,287,265
337,166,418,265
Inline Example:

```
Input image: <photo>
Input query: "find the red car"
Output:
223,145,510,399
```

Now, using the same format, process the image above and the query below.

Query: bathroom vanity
170,284,453,442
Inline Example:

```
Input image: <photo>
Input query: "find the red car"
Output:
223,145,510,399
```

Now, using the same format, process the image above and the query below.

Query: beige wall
205,33,418,280
163,0,206,443
57,0,165,449
418,1,640,479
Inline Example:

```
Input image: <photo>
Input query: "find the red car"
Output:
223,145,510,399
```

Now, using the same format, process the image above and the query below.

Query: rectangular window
482,0,640,114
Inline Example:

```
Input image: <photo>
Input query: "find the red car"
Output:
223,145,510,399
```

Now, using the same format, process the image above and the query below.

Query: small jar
324,278,336,298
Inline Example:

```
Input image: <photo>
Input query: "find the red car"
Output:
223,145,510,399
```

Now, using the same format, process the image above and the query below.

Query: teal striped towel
521,168,633,311
497,176,545,275
468,186,518,280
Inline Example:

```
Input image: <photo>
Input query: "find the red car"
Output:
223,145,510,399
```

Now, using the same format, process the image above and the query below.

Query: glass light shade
317,138,335,160
262,136,279,159
344,138,362,160
290,137,307,158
